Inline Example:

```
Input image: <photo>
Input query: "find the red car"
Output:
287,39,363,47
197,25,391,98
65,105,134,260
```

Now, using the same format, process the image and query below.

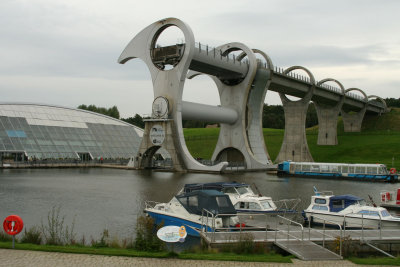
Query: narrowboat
144,190,240,237
278,161,398,182
303,189,400,229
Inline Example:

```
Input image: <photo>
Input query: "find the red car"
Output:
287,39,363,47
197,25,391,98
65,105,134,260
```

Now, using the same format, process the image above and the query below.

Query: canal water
0,168,398,243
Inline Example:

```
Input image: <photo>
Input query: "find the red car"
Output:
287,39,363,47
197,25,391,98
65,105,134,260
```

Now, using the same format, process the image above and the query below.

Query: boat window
331,165,338,172
216,196,229,208
367,167,377,174
236,187,251,195
302,165,310,171
381,210,391,217
188,196,198,207
379,167,387,175
260,200,272,209
342,166,348,173
315,198,326,204
331,200,344,209
295,164,301,171
320,165,329,173
312,205,328,211
249,202,261,210
311,165,320,171
222,187,237,194
235,202,246,209
348,166,354,173
290,164,295,172
358,210,379,216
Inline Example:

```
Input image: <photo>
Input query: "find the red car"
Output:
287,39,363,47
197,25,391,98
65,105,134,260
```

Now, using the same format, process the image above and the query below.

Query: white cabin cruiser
145,190,240,237
181,182,300,214
303,190,400,229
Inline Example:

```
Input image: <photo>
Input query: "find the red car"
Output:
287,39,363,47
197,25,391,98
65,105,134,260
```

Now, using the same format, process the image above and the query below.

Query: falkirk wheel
118,17,387,172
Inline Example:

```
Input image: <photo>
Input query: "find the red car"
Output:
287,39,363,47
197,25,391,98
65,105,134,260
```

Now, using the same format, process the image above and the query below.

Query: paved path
0,249,389,266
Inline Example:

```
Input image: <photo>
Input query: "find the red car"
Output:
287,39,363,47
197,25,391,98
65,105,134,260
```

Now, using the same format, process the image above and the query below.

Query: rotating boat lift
118,18,388,172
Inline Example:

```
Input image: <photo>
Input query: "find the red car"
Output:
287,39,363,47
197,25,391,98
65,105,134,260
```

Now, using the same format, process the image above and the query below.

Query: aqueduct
118,18,388,172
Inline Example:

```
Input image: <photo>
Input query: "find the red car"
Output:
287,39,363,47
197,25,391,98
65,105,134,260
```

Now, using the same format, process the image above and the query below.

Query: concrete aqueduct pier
119,18,388,172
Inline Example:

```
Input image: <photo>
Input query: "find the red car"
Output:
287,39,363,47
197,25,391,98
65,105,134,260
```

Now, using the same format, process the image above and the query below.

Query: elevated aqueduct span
119,18,388,172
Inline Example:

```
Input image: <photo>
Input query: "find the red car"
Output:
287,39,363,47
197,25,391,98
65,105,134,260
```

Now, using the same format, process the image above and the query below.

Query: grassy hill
183,108,400,169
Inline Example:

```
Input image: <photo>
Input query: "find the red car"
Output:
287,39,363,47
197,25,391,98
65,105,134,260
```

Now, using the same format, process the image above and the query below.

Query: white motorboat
303,188,400,229
181,182,299,214
145,190,241,237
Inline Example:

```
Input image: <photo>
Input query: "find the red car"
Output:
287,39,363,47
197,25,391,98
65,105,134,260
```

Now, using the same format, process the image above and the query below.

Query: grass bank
0,241,293,263
183,109,400,169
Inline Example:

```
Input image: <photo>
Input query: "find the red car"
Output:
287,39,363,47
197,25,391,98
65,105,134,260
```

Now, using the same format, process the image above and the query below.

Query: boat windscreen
183,182,249,193
176,190,237,216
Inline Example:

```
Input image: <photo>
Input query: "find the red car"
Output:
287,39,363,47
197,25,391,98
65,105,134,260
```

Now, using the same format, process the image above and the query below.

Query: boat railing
201,210,294,242
274,198,301,212
308,214,342,256
275,215,304,243
343,212,383,240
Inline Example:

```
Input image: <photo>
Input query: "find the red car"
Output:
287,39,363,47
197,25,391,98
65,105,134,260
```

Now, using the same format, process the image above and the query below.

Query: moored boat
278,161,398,182
144,190,241,237
303,189,400,229
181,182,300,214
380,188,400,210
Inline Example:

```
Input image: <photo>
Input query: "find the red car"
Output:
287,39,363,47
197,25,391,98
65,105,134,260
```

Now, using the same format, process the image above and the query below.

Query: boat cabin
183,182,254,196
310,193,365,213
279,161,390,175
176,190,237,216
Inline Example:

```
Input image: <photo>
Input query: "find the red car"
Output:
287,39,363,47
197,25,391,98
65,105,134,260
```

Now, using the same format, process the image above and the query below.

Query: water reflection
0,168,398,241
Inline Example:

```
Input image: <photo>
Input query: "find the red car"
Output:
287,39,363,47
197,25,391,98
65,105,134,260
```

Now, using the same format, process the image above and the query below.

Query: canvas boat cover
183,182,248,193
176,190,237,216
328,194,363,212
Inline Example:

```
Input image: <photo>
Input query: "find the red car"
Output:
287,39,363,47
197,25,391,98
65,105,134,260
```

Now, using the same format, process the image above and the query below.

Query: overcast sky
1,0,399,118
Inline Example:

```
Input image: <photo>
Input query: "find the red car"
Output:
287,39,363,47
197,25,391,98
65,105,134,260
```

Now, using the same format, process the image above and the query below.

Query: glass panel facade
0,104,143,160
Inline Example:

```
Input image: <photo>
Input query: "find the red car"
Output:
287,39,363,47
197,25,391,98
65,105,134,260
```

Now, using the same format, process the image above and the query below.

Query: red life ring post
3,215,24,248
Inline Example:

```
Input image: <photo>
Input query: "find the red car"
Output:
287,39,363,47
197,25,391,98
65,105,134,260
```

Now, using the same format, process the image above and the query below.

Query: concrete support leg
275,99,313,162
315,103,340,145
137,121,185,172
341,110,366,132
341,88,368,132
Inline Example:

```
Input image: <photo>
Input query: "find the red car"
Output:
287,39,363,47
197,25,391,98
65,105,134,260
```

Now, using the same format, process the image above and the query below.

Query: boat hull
146,210,212,237
278,171,397,183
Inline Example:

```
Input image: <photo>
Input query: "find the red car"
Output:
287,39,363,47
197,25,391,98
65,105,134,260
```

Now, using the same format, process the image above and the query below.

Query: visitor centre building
0,103,143,163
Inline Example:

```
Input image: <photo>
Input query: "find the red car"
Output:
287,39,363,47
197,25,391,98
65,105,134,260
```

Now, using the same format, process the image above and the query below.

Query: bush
134,216,164,252
20,226,42,244
0,230,13,242
91,229,109,248
41,205,76,245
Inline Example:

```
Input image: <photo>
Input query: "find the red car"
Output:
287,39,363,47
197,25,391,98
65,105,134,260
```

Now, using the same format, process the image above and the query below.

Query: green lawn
183,127,400,169
0,242,293,263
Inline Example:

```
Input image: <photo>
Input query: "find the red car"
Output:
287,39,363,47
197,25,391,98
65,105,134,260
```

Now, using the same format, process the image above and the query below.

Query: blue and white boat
278,161,398,182
144,190,240,237
303,189,400,229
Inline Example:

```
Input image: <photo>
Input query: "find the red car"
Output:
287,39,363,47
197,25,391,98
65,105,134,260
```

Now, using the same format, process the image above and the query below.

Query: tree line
78,97,399,129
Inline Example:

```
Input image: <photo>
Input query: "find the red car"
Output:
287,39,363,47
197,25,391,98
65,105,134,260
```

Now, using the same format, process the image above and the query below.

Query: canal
0,168,398,242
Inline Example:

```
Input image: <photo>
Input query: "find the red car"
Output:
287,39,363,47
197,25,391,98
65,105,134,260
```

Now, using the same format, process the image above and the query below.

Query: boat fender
390,168,397,174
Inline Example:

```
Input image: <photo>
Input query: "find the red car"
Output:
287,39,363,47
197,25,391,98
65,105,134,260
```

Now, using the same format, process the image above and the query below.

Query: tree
122,114,145,128
78,104,120,119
